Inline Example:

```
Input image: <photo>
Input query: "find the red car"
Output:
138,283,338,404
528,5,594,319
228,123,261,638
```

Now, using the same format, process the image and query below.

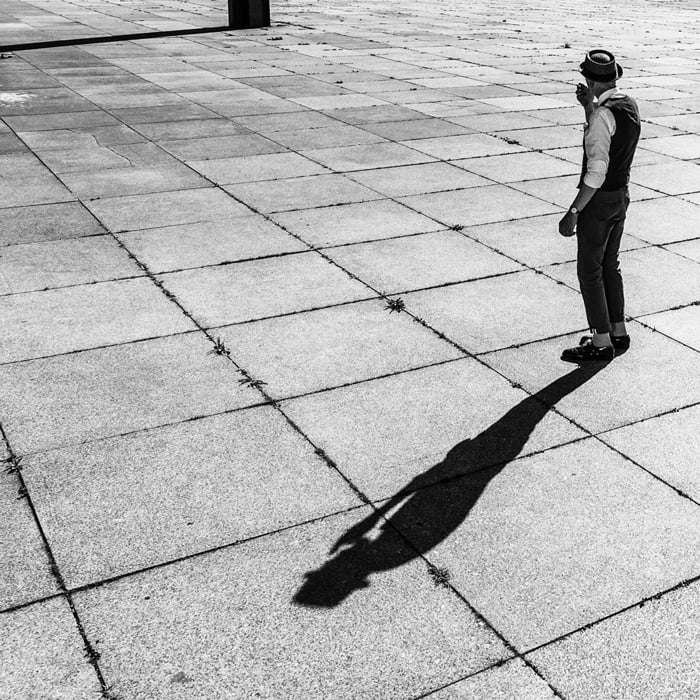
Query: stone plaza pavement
1,0,700,698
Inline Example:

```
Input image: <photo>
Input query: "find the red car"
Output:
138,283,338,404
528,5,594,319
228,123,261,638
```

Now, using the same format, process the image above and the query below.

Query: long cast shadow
294,364,604,607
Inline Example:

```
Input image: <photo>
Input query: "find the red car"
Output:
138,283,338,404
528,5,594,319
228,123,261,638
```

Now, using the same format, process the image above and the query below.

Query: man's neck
595,85,620,104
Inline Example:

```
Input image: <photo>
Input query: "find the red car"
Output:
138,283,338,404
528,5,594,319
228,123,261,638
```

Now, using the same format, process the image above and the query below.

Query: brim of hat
579,63,624,80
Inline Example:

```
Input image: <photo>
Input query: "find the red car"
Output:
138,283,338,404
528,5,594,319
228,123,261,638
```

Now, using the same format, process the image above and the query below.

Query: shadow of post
293,363,605,608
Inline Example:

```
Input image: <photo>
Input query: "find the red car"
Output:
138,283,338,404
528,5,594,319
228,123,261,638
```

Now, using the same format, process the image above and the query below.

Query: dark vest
580,94,641,191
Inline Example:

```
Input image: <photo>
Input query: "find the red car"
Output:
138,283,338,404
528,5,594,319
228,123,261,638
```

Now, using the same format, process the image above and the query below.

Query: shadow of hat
580,49,623,81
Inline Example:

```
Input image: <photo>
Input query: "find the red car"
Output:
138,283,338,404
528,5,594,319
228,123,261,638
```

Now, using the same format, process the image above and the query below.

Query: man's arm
559,106,614,237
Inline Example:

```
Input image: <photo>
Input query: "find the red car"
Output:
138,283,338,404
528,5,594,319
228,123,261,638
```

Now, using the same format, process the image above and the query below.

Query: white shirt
582,87,622,189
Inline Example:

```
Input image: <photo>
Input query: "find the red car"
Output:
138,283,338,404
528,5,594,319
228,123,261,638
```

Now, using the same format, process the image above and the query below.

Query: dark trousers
576,188,630,335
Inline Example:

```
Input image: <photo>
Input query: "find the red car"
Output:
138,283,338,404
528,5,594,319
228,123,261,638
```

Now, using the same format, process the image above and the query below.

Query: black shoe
579,334,630,355
612,334,630,355
562,337,615,363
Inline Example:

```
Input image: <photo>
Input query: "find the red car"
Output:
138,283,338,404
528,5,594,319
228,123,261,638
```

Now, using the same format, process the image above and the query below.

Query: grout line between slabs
0,424,113,697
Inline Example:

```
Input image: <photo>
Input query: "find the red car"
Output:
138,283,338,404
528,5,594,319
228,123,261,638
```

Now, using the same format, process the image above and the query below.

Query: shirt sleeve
583,107,616,189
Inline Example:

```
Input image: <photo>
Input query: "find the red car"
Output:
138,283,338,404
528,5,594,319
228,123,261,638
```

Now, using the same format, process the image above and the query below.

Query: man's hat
579,49,623,81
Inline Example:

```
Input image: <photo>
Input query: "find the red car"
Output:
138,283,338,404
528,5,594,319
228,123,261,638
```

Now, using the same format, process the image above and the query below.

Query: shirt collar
597,87,622,106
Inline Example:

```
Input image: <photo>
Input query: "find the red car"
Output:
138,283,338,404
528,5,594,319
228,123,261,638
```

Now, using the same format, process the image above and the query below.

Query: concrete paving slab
498,125,581,151
379,88,455,105
478,96,571,112
0,201,104,246
455,151,578,183
665,237,700,263
624,196,700,244
159,133,286,161
131,117,251,141
545,246,700,317
360,118,471,141
0,88,96,117
223,173,382,213
428,659,557,699
160,252,372,327
106,141,184,167
282,359,587,500
0,235,142,294
484,323,700,434
632,161,700,195
346,162,491,197
527,581,700,699
399,185,561,228
0,152,54,178
17,127,111,151
111,103,221,124
402,133,526,161
403,270,581,353
265,124,387,150
448,112,550,133
0,470,57,609
0,332,261,454
0,132,28,154
290,93,390,111
74,511,510,699
0,598,100,700
0,171,74,208
641,305,700,352
207,96,307,118
85,187,251,232
600,403,700,502
37,143,132,173
188,151,329,184
0,277,194,363
24,406,360,587
642,134,700,160
327,229,522,294
301,141,435,171
58,164,209,200
420,437,700,650
232,110,341,133
509,174,581,208
650,113,700,132
118,215,305,273
271,199,441,247
217,298,462,398
327,104,430,125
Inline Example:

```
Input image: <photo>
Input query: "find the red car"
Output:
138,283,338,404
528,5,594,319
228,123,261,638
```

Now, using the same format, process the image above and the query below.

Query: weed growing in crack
450,224,464,231
238,376,267,390
427,565,451,588
3,455,22,474
385,298,405,313
84,646,101,663
503,137,521,146
210,337,231,357
101,687,123,700
16,484,27,500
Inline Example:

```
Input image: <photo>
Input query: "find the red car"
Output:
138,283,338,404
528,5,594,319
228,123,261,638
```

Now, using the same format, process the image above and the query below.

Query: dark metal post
228,0,270,28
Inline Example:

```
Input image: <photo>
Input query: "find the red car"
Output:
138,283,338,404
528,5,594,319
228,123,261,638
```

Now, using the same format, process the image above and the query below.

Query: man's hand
559,210,578,237
576,82,593,108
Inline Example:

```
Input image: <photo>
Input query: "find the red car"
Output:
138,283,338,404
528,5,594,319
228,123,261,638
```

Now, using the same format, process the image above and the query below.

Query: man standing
559,49,641,363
